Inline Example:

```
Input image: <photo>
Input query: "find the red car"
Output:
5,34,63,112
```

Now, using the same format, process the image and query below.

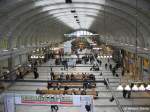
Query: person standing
33,70,39,79
50,67,53,72
123,89,127,98
100,72,103,76
99,60,102,66
33,66,39,79
81,89,86,95
60,72,64,80
50,71,55,80
105,63,108,70
71,73,74,80
66,74,69,80
16,68,23,79
127,91,131,99
108,58,110,63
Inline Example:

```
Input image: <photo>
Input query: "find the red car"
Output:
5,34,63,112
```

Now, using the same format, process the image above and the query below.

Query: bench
47,82,96,89
36,89,98,99
53,74,95,81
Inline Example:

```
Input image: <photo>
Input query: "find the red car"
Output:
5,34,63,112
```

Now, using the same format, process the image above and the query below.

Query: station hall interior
0,0,150,112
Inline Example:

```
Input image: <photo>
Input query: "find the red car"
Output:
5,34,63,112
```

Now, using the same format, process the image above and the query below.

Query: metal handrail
92,52,124,112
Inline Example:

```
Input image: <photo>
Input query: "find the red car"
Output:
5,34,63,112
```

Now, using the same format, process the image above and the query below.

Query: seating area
1,38,150,112
36,88,98,98
47,82,96,90
50,73,95,80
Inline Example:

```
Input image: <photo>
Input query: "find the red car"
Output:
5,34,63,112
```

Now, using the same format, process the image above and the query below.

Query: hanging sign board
14,95,82,106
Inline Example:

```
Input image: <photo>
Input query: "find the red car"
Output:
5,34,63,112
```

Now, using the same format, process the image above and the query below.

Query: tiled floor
1,58,150,112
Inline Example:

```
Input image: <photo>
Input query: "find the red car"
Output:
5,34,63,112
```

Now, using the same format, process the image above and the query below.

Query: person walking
112,67,116,76
109,64,112,71
85,103,91,112
51,105,58,112
104,79,108,89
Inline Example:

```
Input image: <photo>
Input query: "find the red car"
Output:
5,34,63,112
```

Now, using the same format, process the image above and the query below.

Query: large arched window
64,30,98,37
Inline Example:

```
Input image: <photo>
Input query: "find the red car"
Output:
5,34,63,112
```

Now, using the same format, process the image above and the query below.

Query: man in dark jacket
51,105,58,112
85,103,91,112
123,89,127,98
50,71,55,80
34,71,39,79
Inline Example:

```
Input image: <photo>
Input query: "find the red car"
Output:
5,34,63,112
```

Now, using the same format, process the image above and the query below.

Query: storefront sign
15,95,82,106
21,95,73,105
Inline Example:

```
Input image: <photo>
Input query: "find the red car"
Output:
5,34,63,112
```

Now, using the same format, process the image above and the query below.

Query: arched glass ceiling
34,0,104,29
64,30,98,37
71,30,93,36
0,0,150,52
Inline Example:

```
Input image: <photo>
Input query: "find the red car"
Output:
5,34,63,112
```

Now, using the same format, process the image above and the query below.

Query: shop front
143,58,150,81
122,50,143,81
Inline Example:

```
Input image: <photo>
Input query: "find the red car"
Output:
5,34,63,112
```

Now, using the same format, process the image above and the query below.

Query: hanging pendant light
125,85,131,91
146,85,150,91
139,84,145,91
117,85,124,91
132,85,139,91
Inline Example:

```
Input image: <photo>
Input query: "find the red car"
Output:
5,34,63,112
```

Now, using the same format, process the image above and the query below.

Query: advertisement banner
3,94,94,112
14,95,82,106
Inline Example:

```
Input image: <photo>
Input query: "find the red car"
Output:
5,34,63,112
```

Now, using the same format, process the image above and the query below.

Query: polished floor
1,58,150,112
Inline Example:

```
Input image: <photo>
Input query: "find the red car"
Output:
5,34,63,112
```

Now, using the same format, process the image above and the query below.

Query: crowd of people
34,46,131,105
49,72,95,81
